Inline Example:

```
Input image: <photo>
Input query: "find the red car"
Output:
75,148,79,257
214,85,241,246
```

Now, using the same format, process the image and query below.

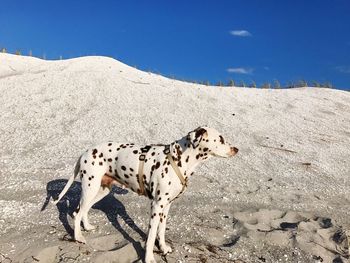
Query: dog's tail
52,155,82,205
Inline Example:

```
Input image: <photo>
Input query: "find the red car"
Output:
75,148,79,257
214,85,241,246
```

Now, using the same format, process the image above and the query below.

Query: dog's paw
145,258,157,263
74,235,87,244
160,244,172,255
145,253,157,263
83,223,96,231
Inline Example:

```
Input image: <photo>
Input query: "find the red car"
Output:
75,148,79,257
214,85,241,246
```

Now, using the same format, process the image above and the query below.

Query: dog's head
188,127,238,158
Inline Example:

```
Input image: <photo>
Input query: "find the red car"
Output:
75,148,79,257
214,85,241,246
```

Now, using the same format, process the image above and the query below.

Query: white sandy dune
0,53,349,263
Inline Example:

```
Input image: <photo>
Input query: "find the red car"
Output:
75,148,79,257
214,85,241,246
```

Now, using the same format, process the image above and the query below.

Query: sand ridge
0,53,349,262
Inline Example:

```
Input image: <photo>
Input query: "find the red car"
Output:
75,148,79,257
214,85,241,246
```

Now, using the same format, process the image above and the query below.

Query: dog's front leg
145,200,166,263
157,203,172,255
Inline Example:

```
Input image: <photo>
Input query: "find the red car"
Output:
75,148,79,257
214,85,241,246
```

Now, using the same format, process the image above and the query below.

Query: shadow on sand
41,179,147,259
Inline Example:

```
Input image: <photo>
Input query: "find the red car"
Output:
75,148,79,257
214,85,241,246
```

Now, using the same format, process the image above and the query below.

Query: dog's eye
219,135,225,144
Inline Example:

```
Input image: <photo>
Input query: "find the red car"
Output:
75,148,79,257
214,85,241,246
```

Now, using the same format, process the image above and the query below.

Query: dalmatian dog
53,127,238,263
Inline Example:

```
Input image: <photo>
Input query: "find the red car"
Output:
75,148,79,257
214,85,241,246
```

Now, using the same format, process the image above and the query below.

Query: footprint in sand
233,209,349,263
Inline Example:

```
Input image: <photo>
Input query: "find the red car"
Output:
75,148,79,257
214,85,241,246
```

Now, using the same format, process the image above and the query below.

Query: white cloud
230,30,252,37
336,66,350,74
227,67,253,74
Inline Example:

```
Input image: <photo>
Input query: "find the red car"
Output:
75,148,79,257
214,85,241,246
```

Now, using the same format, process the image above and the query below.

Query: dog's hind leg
82,186,110,231
74,177,101,243
145,200,169,263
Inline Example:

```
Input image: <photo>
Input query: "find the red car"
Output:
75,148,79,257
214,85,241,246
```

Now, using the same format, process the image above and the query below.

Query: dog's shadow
41,179,147,258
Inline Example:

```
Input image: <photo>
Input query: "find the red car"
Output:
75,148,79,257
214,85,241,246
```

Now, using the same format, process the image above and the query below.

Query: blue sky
1,0,349,90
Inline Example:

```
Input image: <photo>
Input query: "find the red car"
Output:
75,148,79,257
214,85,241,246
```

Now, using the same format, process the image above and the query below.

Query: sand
0,53,349,262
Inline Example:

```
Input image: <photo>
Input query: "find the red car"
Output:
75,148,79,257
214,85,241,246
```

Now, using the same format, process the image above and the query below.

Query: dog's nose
231,147,239,155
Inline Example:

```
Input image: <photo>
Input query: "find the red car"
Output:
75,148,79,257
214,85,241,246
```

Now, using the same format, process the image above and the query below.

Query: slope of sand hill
0,53,349,263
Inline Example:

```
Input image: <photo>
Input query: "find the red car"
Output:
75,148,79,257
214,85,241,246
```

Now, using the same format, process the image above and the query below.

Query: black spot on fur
130,167,134,172
186,156,189,162
99,162,103,166
155,162,160,169
99,152,103,158
108,158,112,162
115,157,118,161
92,149,98,155
84,160,87,163
108,143,112,146
121,166,126,171
92,161,95,165
219,135,225,144
175,145,182,157
133,150,138,154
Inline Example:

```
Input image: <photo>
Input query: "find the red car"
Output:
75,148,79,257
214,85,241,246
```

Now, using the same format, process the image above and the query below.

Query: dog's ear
188,127,207,148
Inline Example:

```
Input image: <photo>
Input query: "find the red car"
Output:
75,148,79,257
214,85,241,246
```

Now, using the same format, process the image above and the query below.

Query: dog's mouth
210,146,238,158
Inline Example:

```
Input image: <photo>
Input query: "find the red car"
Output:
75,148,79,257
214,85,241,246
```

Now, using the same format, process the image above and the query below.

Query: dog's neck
169,135,211,178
